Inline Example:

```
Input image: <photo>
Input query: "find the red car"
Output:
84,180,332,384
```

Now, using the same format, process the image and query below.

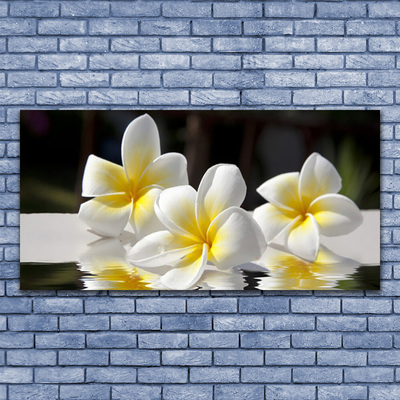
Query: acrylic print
20,110,380,290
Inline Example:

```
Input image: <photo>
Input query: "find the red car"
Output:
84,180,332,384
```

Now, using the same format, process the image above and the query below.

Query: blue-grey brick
140,90,188,105
264,2,314,18
265,350,315,365
140,20,189,36
381,229,392,244
85,298,135,313
111,315,160,330
9,72,57,88
318,350,366,366
370,71,400,87
371,386,400,400
60,384,111,400
265,71,314,88
60,72,109,88
162,350,211,366
192,55,241,70
0,19,36,35
346,55,395,69
139,367,187,383
112,385,161,400
89,19,138,35
345,89,393,105
9,315,57,331
111,350,159,366
38,54,86,70
293,367,342,383
0,193,18,209
60,38,108,53
0,297,30,314
9,385,58,400
89,90,138,105
241,332,290,349
215,385,264,400
38,19,86,35
345,367,393,383
244,20,292,36
189,332,238,348
0,55,35,70
239,296,289,313
163,71,211,88
0,367,32,383
214,38,262,53
214,350,263,366
381,263,393,280
318,38,366,53
369,350,400,366
265,315,314,331
395,265,400,279
111,38,159,52
296,20,344,36
369,316,400,331
190,367,238,383
162,38,210,53
381,141,400,157
344,333,392,349
193,20,241,36
214,315,263,331
369,2,400,18
187,297,237,313
0,263,19,279
139,333,187,349
191,90,239,106
292,298,341,313
10,2,59,17
87,332,136,349
162,315,211,331
0,3,7,17
59,350,108,366
318,3,366,18
9,37,57,53
0,315,5,330
294,89,343,105
141,54,189,69
163,2,210,17
214,3,262,18
215,71,264,89
112,2,159,17
5,246,19,262
292,333,341,349
37,333,85,349
317,316,366,331
112,71,159,87
343,299,391,314
7,349,56,366
60,315,109,331
242,367,291,383
243,54,292,70
265,37,314,53
33,298,82,314
163,385,212,400
265,385,315,400
87,367,136,383
296,55,344,69
242,89,291,105
370,38,400,53
381,247,400,261
0,143,4,157
90,54,138,70
37,90,86,105
0,332,33,348
35,367,84,383
318,385,368,400
61,2,110,17
136,297,185,313
318,71,366,87
347,20,395,36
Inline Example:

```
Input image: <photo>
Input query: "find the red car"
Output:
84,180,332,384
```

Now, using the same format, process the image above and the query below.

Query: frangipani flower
253,153,363,262
79,114,188,238
128,164,266,290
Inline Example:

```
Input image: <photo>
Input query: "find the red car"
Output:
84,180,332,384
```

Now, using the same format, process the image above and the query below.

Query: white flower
253,152,363,262
128,164,265,290
79,114,188,238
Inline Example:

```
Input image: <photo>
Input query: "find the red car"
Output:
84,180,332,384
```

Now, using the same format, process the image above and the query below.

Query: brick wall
1,1,399,399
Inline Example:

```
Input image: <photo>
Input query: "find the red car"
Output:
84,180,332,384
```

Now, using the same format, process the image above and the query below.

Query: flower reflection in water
256,243,359,290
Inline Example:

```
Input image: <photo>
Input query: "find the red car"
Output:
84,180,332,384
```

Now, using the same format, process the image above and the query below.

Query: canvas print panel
20,110,380,290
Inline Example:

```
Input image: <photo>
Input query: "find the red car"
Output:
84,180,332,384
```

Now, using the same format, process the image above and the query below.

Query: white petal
299,153,342,209
196,164,247,234
78,194,132,237
207,207,266,270
256,172,301,214
309,193,363,237
160,244,208,290
129,185,165,238
155,185,203,240
121,114,161,189
82,155,128,197
138,153,188,190
128,230,197,268
253,203,295,243
285,214,320,262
